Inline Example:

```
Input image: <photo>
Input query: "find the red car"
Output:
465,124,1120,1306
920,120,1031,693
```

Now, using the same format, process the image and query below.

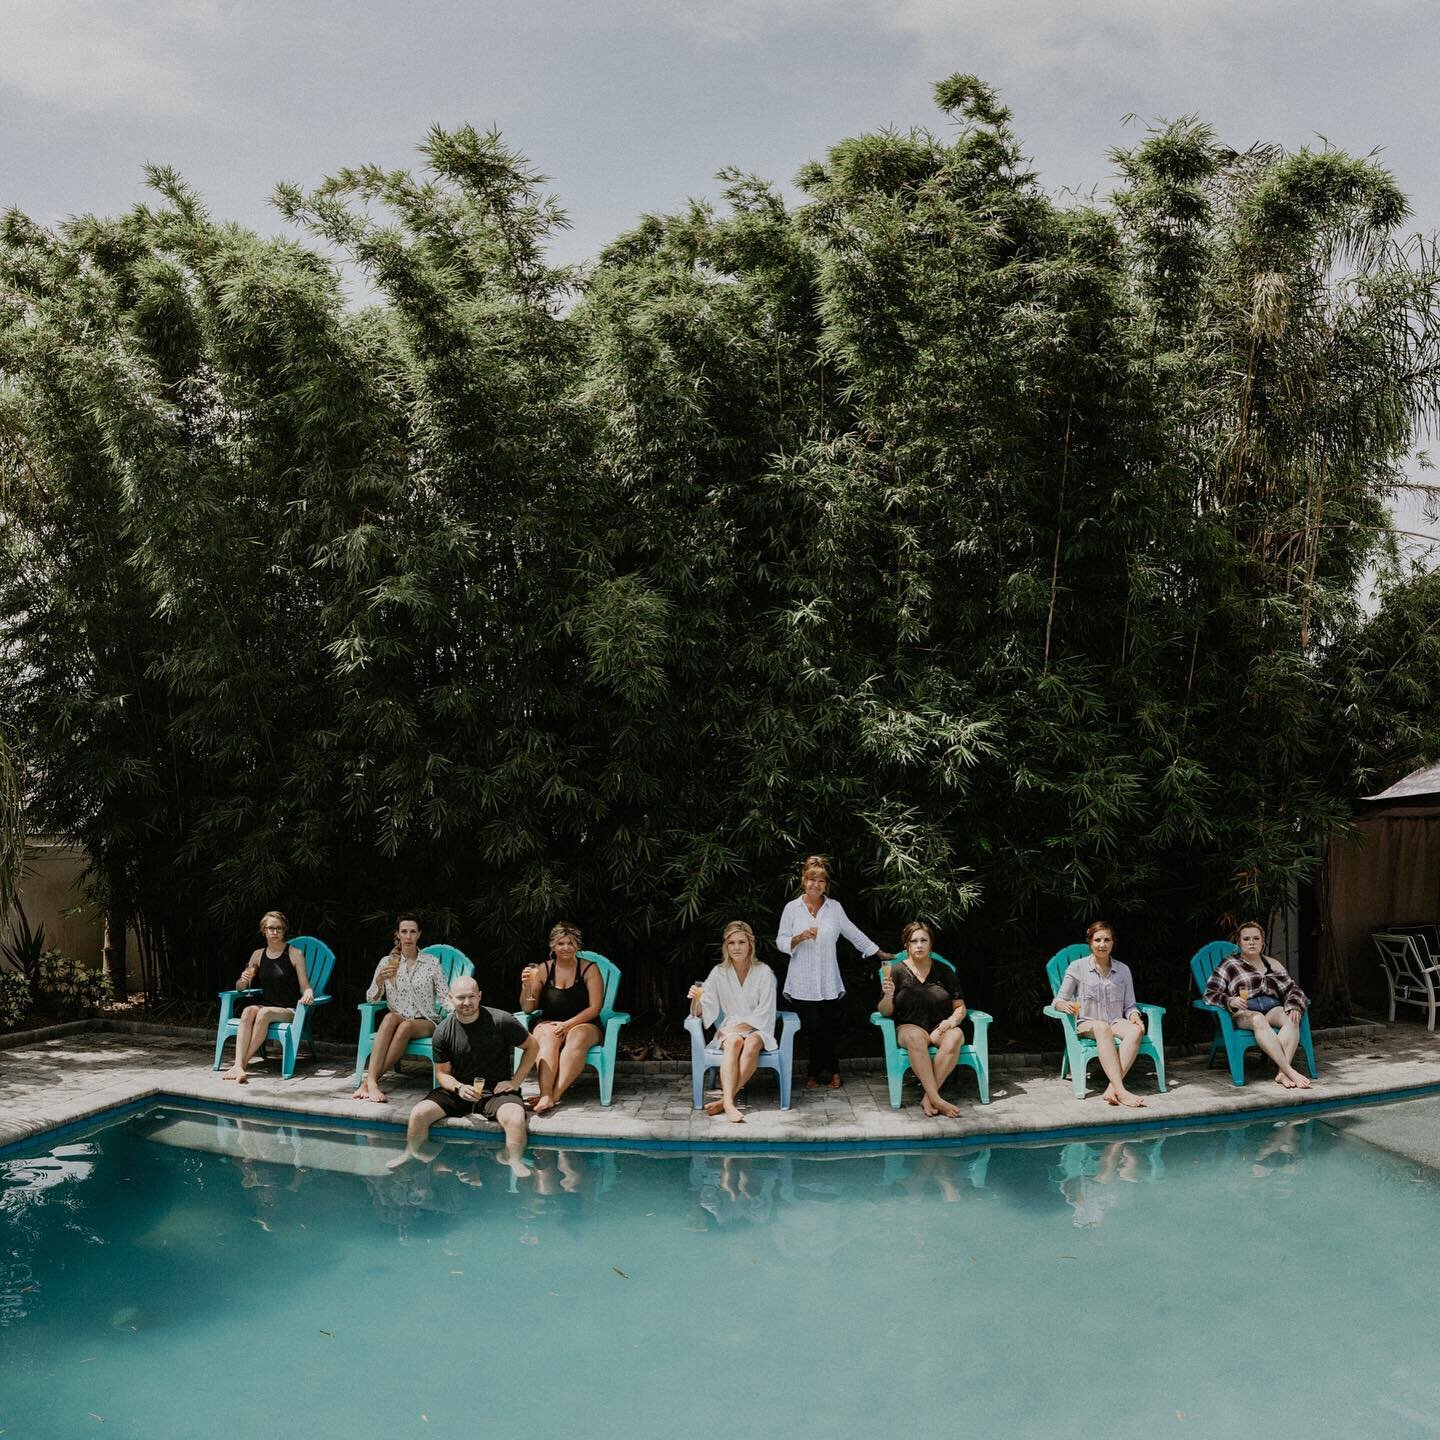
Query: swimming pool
2,1101,1436,1438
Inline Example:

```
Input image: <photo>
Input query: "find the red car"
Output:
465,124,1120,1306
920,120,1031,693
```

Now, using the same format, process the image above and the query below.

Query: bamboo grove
4,77,1440,1033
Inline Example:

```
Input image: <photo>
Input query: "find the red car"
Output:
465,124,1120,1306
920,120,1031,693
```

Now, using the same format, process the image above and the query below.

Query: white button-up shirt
699,960,779,1051
775,896,879,1002
365,951,454,1021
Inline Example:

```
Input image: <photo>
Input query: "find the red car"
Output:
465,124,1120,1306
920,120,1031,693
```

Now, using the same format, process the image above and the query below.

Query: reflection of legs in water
1252,1120,1303,1176
1237,1011,1309,1089
896,1024,960,1118
1078,1018,1145,1106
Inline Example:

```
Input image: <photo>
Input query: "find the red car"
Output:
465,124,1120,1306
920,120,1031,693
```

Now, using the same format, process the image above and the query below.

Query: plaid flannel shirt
1203,953,1308,1015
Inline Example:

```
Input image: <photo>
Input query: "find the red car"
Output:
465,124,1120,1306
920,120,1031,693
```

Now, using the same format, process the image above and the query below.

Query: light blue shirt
1055,957,1139,1025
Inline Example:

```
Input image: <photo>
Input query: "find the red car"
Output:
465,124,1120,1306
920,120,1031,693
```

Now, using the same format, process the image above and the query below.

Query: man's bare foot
1117,1091,1145,1108
386,1152,416,1171
533,1095,556,1116
724,1104,745,1123
496,1151,533,1179
704,1099,726,1117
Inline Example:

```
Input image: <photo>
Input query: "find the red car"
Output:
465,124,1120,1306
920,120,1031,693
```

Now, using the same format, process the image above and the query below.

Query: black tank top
255,948,300,1008
538,958,594,1023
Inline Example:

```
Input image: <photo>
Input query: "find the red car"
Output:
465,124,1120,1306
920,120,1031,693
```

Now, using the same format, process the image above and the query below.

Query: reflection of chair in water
212,934,337,1078
528,1148,619,1198
1189,941,1317,1086
880,1149,990,1194
688,1154,795,1226
1053,1137,1166,1228
1042,944,1167,1099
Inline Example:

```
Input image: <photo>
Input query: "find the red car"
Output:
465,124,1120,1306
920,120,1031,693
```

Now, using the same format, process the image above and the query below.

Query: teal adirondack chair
1189,940,1317,1086
513,950,630,1106
1042,943,1167,1098
352,943,474,1087
869,954,992,1108
212,935,336,1078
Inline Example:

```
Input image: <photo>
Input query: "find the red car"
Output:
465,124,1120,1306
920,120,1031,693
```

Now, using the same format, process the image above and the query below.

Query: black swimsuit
252,948,299,1009
538,958,596,1025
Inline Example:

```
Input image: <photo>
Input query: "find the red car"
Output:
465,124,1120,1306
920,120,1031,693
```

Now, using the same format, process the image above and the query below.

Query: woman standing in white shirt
775,855,892,1089
688,921,777,1123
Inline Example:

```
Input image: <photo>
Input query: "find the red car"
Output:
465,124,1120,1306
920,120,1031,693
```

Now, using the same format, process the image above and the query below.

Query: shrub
0,971,30,1030
36,949,112,1015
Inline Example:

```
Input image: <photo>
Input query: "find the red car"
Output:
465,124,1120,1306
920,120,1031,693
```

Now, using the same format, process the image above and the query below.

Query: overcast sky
3,0,1437,561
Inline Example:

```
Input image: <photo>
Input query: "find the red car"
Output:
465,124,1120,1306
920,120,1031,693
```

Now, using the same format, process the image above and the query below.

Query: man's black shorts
426,1087,527,1122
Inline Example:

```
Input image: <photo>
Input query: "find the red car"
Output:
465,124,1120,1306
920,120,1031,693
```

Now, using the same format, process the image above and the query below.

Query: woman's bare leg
1239,1011,1309,1088
357,1012,408,1101
1081,1020,1144,1107
241,1007,292,1067
546,1024,601,1108
531,1026,564,1114
1270,1008,1302,1065
379,1017,434,1079
931,1028,965,1091
223,1006,262,1080
899,1025,959,1117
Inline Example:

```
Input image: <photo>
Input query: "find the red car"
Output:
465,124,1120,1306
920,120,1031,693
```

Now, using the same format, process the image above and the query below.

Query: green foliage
3,83,1440,1027
0,971,30,1031
36,949,112,1015
0,903,46,989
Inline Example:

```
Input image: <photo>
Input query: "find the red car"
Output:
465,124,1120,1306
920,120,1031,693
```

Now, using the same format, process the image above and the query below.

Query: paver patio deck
3,1017,1438,1154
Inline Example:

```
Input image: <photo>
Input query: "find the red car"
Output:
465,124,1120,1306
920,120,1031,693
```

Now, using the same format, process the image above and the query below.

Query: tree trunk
102,912,129,1002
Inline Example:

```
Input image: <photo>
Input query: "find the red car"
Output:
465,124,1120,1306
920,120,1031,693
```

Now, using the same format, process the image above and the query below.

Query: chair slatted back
1189,940,1238,997
1045,943,1091,995
290,936,336,1000
421,944,475,985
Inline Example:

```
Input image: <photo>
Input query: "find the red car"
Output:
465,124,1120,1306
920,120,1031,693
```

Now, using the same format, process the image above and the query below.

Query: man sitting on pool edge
388,974,537,1179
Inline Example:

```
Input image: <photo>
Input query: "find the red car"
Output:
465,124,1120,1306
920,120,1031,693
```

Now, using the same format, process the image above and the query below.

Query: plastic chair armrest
513,1010,537,1031
1192,998,1225,1014
683,1013,708,1065
358,1000,389,1017
966,1009,993,1037
1137,1003,1165,1019
306,994,333,1009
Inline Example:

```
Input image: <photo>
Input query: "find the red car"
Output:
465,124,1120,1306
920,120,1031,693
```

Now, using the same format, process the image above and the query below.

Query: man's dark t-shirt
431,1006,529,1087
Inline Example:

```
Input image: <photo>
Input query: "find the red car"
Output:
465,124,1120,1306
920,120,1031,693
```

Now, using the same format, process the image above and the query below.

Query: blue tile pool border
8,1079,1440,1161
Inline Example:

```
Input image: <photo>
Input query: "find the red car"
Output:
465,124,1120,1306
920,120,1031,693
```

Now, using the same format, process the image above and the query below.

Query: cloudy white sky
3,0,1437,558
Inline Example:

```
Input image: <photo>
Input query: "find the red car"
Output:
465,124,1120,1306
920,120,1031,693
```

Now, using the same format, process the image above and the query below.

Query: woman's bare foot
724,1104,745,1123
1102,1083,1117,1104
828,1073,843,1089
921,1094,938,1117
1287,1069,1311,1089
1116,1091,1145,1108
533,1095,556,1116
934,1097,961,1118
1275,1073,1297,1089
222,1066,247,1084
704,1099,726,1117
354,1079,387,1103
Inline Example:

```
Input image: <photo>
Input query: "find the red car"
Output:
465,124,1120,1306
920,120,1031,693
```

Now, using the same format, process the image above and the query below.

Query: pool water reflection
0,1105,1434,1438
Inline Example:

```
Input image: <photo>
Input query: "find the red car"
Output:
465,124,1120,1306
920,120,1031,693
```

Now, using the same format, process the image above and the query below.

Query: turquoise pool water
2,1104,1437,1438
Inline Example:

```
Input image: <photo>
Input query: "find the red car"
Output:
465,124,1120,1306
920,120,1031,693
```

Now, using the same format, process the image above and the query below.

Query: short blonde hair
258,910,288,936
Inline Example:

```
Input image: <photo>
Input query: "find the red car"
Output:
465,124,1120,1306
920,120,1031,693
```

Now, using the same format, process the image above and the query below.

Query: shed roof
1365,761,1440,802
